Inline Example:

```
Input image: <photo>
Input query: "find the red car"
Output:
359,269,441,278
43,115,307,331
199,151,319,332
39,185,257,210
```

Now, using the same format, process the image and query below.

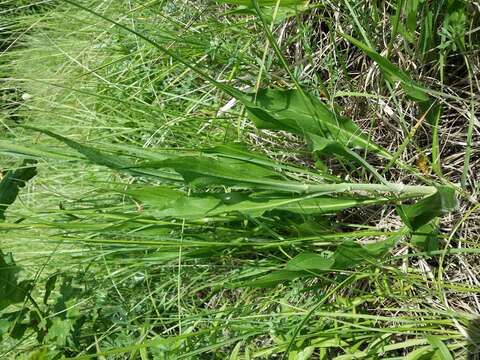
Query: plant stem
246,179,437,196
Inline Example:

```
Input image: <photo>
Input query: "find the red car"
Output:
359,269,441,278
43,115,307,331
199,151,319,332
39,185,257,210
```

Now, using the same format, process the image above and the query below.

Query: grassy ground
1,0,480,358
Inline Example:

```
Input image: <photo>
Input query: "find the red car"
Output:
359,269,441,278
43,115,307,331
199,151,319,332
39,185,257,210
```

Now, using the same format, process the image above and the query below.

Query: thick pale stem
251,179,437,196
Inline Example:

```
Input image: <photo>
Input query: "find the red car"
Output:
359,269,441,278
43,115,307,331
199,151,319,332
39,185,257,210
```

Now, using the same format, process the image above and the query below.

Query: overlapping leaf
219,0,305,6
397,186,457,251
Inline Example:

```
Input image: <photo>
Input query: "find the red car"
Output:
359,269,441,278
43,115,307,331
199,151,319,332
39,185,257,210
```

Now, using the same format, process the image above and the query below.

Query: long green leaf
246,88,388,156
218,0,304,6
147,155,436,195
341,33,430,102
426,336,454,360
22,127,181,181
27,128,436,196
127,186,390,219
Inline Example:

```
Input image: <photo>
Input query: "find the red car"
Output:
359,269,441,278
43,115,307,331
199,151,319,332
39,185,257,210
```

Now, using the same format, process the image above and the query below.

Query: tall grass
1,0,479,358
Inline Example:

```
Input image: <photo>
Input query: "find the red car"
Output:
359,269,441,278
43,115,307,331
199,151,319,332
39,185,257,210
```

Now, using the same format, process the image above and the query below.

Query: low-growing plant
1,0,479,358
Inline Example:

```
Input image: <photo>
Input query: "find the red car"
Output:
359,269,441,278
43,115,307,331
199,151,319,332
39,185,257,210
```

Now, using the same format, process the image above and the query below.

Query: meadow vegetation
1,0,479,358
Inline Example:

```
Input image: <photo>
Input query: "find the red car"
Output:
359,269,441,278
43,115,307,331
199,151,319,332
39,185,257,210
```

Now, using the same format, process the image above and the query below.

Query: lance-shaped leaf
204,143,284,169
21,127,181,181
152,156,284,188
245,88,388,156
144,155,435,195
331,237,397,270
205,142,340,182
26,127,133,170
284,252,334,272
24,128,435,196
426,336,454,360
127,186,222,219
341,33,430,102
219,0,308,22
127,186,390,219
219,0,304,6
59,2,384,160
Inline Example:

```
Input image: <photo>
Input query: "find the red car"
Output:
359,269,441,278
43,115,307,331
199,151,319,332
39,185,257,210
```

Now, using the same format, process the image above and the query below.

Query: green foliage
398,186,457,251
219,0,309,22
0,0,475,358
219,0,305,6
396,0,469,60
308,133,388,186
0,160,37,220
127,185,388,219
341,34,430,102
246,88,387,155
0,250,32,312
246,237,397,287
411,222,440,252
397,186,458,231
426,335,454,360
